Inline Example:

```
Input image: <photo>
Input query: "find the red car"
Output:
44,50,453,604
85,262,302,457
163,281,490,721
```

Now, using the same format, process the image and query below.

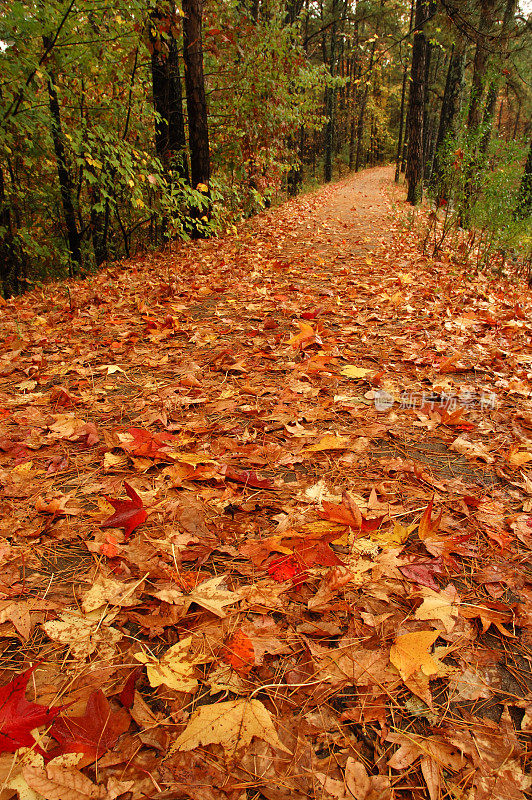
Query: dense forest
1,0,531,297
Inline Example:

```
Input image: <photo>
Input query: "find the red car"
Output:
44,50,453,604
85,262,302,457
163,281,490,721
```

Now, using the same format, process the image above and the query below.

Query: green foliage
426,134,531,275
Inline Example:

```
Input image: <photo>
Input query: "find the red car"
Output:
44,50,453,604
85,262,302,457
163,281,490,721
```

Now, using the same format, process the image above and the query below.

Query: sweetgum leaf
0,666,62,755
101,482,147,540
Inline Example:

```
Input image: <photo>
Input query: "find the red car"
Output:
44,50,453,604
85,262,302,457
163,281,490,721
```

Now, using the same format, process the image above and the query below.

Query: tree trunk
515,138,532,219
405,0,430,204
150,2,189,184
45,64,83,274
0,167,25,298
182,0,210,193
430,43,465,194
324,0,338,183
395,0,415,182
355,41,375,172
467,0,496,131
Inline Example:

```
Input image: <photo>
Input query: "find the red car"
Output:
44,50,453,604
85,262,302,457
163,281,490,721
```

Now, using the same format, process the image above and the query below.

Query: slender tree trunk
467,4,493,131
182,0,210,193
324,0,338,183
431,43,465,194
355,41,375,172
45,58,83,274
395,65,409,182
396,0,415,182
515,138,532,219
405,0,430,204
0,167,25,298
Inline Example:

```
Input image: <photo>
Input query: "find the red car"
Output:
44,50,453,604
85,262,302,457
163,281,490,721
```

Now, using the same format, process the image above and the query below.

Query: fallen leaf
101,482,147,540
390,630,444,681
0,666,61,755
340,365,373,379
48,689,130,761
135,637,202,692
169,699,290,758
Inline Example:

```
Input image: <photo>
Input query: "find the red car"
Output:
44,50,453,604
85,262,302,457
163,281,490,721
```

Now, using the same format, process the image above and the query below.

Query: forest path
246,163,396,267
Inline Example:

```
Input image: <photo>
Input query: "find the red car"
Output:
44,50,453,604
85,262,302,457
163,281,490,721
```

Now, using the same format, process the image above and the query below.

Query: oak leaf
169,699,290,758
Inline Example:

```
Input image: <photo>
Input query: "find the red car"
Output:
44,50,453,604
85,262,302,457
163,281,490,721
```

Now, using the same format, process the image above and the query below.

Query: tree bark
150,2,189,184
324,0,338,183
405,0,430,204
182,0,210,192
515,138,532,219
430,43,465,194
355,41,375,173
395,0,415,182
0,167,25,298
45,61,83,274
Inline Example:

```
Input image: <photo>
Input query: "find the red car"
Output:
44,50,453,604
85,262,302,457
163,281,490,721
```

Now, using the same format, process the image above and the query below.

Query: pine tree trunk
395,0,414,182
405,0,430,204
182,0,210,192
0,167,25,298
150,3,189,184
45,64,83,274
324,0,338,183
355,42,375,172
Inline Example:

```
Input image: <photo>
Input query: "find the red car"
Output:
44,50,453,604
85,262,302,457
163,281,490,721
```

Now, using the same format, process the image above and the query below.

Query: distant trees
0,0,530,297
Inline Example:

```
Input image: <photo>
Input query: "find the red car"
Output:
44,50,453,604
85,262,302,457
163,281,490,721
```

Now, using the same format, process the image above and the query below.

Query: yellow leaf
135,637,201,692
196,182,209,192
154,575,239,618
370,521,415,546
506,445,532,466
188,575,239,617
169,699,290,758
340,365,373,379
390,630,443,680
288,322,316,347
397,272,414,285
81,575,143,613
414,586,459,633
173,452,217,465
306,434,349,452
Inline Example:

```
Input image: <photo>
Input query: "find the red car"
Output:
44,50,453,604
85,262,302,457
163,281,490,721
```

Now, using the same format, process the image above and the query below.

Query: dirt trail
248,164,396,266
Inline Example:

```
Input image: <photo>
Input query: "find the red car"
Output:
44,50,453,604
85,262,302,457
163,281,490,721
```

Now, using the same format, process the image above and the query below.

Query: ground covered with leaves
0,166,531,800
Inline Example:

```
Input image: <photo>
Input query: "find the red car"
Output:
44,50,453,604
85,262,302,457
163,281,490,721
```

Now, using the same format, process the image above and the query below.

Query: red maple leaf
0,666,62,755
101,482,147,540
48,689,130,761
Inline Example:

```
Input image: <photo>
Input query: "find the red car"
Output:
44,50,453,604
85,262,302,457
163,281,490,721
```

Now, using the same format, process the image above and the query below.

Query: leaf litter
0,166,531,799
